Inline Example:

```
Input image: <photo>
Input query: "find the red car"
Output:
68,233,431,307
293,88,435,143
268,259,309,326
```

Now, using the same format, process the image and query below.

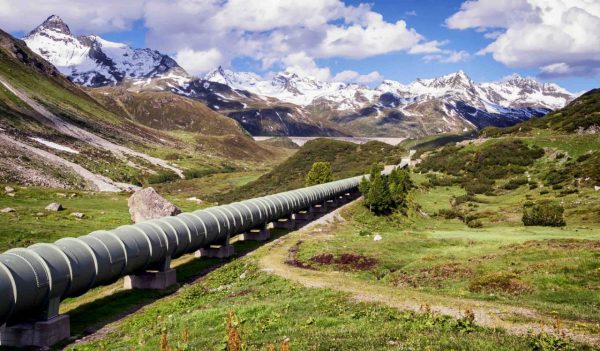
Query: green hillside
483,89,600,137
217,138,406,202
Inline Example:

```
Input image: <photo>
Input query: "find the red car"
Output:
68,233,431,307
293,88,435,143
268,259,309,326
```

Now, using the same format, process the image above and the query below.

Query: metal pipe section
0,175,363,325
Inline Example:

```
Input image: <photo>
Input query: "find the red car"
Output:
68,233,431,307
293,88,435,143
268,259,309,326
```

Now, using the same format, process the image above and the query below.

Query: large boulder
45,203,64,211
128,187,181,223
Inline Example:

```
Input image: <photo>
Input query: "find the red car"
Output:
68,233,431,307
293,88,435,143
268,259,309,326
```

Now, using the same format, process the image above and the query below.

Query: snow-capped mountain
23,15,187,87
19,16,576,137
200,68,575,136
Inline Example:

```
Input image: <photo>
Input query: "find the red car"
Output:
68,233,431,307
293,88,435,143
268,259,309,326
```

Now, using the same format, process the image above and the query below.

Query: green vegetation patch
68,259,554,351
218,139,405,202
417,139,544,194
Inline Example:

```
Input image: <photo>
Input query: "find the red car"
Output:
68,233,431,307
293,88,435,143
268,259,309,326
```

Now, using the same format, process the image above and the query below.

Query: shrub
438,208,462,220
522,202,566,227
529,332,574,351
544,169,568,186
148,171,179,184
469,272,533,295
467,219,483,228
503,177,528,190
183,168,212,179
540,189,549,195
463,178,494,195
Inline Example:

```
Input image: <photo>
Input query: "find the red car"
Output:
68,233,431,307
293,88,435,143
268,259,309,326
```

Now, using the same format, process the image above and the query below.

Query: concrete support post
293,210,313,221
124,269,177,290
310,204,327,214
324,199,336,210
196,234,235,258
241,225,270,241
272,216,296,230
124,257,177,290
196,245,235,259
335,195,347,206
0,315,70,348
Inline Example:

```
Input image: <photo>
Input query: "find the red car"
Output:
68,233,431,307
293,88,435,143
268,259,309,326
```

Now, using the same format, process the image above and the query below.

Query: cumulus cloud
0,0,446,76
0,0,144,33
174,48,223,75
446,0,600,77
424,50,470,63
281,52,332,81
332,70,383,84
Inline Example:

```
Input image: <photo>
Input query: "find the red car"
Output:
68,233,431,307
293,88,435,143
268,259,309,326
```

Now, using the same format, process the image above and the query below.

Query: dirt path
0,79,184,178
258,200,600,346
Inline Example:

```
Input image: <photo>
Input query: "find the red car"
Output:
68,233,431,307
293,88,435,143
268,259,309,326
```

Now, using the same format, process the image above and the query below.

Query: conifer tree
305,161,333,186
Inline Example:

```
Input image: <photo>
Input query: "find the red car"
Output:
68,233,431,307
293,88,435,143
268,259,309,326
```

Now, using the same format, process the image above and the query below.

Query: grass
64,257,559,351
0,186,131,250
0,171,266,251
291,176,600,325
218,138,406,202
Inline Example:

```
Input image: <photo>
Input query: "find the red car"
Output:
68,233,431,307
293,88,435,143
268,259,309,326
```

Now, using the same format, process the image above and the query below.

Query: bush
469,272,533,295
463,178,494,195
183,168,212,179
467,219,483,228
148,171,180,184
522,202,566,227
438,208,462,220
503,177,528,190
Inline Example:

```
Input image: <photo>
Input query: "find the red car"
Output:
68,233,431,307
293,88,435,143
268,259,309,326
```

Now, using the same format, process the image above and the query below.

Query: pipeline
0,175,364,326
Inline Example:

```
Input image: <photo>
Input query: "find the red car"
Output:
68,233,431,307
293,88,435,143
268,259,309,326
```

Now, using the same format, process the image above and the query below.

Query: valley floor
0,159,598,350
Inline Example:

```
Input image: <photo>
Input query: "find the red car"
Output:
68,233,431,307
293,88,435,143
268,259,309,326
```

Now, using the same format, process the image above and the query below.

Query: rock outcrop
128,187,181,223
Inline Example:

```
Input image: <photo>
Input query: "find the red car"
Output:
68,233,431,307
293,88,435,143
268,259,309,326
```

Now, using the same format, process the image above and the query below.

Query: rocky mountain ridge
21,16,576,137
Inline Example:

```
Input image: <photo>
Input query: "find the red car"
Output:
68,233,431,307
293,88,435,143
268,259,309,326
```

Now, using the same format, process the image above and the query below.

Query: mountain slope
217,138,405,203
482,88,600,137
0,28,282,190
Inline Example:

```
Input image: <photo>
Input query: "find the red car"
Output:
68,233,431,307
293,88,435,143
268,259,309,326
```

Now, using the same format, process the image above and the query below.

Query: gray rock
4,186,14,193
1,208,15,213
71,212,85,219
45,203,64,211
128,187,181,223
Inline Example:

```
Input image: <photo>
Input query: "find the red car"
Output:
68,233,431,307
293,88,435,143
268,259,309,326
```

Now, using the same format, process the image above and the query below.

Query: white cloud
408,40,448,54
1,0,447,77
141,0,445,74
332,70,383,84
281,52,331,81
424,50,470,64
447,0,600,77
174,48,223,75
0,0,145,33
333,70,360,82
355,71,383,84
405,10,417,16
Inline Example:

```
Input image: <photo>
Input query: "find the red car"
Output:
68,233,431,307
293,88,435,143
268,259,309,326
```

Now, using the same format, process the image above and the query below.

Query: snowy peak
432,70,474,89
23,15,187,87
29,15,71,36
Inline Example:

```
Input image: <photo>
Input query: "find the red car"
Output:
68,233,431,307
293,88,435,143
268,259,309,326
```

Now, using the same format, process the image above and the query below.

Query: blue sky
5,0,599,92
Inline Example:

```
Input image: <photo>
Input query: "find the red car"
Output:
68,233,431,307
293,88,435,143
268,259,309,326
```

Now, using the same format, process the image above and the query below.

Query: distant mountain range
22,15,577,137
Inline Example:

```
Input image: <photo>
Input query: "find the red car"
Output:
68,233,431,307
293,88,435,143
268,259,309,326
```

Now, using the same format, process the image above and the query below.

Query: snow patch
29,137,79,154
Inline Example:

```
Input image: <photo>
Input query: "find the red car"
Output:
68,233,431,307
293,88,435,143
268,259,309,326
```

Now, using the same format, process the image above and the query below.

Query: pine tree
305,161,333,186
366,164,392,214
